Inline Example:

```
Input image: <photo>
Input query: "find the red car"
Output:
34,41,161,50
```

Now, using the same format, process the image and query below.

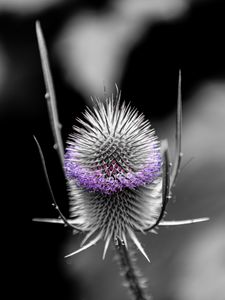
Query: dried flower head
64,95,162,260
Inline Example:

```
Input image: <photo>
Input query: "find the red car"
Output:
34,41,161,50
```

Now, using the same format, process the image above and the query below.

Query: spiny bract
64,94,162,260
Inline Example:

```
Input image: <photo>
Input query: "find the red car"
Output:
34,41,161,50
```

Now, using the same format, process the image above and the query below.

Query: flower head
64,95,162,260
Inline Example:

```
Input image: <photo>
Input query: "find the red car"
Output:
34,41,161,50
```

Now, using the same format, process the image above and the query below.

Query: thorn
127,228,150,263
65,233,102,258
45,92,50,99
102,237,111,260
115,83,119,94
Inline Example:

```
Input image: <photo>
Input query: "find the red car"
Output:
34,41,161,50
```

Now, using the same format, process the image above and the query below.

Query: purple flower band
65,150,161,194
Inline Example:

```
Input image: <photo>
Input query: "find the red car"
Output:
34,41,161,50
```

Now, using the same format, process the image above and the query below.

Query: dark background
1,0,224,299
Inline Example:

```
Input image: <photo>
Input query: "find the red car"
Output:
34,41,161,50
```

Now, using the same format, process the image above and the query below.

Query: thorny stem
115,239,151,300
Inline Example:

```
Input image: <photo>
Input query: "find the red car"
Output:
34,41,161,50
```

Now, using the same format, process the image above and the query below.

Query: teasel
33,21,209,300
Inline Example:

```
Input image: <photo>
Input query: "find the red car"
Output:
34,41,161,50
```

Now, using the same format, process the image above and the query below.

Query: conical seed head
64,96,162,258
65,98,161,194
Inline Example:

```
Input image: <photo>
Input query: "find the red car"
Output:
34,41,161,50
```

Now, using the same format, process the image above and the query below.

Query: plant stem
115,239,151,300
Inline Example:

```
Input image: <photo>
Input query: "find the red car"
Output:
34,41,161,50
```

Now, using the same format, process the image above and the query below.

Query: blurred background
1,0,224,299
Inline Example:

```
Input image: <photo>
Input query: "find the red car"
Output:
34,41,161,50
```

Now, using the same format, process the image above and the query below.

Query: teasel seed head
64,94,162,260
